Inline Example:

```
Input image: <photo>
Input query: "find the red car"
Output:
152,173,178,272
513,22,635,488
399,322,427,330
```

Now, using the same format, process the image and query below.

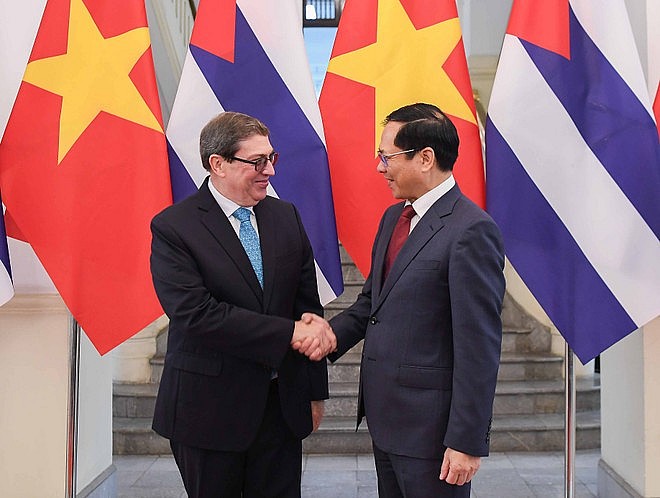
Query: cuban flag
486,0,660,363
166,0,343,304
0,0,41,307
0,196,12,307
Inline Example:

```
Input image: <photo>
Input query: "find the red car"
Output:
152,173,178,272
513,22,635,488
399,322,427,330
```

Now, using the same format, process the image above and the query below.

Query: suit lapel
197,180,264,303
376,186,461,308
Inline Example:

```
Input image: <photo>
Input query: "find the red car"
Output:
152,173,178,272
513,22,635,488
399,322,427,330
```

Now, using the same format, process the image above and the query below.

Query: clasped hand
291,313,336,361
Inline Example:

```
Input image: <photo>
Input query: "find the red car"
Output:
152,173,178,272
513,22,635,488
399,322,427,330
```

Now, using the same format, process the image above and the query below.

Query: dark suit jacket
150,179,328,451
330,184,505,459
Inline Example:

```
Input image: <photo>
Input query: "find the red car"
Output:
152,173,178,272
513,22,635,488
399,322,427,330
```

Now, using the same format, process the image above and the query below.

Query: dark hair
199,112,270,171
384,103,459,171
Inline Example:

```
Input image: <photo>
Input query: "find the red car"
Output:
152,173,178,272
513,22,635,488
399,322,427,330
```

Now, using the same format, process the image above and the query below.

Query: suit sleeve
443,218,505,457
328,211,389,361
150,215,293,368
291,205,329,401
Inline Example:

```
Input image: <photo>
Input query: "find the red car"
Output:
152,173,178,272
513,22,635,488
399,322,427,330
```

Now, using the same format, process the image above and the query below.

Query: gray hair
199,112,269,171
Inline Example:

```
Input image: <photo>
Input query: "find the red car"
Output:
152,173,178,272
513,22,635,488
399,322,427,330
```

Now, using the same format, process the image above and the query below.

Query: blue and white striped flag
0,194,13,306
0,0,38,307
166,0,343,305
486,0,660,363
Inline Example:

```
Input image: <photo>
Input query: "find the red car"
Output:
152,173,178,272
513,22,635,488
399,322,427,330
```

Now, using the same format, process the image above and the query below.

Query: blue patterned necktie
232,207,263,288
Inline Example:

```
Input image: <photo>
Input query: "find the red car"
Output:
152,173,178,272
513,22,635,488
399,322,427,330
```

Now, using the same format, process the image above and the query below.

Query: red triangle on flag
506,0,571,59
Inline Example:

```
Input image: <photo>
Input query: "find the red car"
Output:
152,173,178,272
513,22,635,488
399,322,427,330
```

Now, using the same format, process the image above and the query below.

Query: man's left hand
311,400,324,432
439,448,480,486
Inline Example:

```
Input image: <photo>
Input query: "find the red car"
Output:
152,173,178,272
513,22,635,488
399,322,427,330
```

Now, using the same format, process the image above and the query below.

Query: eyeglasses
377,149,416,168
230,151,279,172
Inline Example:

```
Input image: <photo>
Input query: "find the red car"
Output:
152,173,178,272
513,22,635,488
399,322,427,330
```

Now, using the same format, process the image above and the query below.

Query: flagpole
564,342,576,498
66,315,81,498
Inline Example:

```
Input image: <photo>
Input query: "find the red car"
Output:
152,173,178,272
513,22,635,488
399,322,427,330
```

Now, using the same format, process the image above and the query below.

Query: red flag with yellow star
0,0,172,354
319,0,484,275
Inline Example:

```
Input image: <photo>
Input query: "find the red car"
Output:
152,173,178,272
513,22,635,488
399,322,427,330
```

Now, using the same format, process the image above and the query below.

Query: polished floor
115,449,599,497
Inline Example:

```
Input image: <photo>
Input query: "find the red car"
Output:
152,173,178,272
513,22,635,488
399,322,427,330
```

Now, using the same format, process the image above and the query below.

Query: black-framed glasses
378,148,416,168
230,151,279,172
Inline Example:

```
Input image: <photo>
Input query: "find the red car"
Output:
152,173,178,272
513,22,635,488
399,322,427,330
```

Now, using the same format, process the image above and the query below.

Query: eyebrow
243,150,274,159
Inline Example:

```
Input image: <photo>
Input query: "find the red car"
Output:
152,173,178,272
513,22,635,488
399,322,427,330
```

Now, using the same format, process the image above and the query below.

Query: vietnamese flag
0,0,172,354
319,0,484,275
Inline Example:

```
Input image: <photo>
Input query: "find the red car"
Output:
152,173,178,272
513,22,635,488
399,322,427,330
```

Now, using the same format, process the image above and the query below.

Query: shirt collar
207,180,255,218
409,174,455,219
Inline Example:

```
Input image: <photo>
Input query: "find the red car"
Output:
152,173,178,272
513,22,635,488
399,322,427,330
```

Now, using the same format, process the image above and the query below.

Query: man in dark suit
150,112,336,498
300,103,505,497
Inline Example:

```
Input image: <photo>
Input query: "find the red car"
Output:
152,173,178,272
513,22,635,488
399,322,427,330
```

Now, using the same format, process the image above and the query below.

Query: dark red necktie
383,205,416,280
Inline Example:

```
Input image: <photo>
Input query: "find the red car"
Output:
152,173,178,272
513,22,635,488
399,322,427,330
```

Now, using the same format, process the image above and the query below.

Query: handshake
291,313,336,361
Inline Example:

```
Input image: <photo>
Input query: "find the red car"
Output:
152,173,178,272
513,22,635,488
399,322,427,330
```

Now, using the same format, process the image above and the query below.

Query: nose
262,159,276,176
376,160,387,173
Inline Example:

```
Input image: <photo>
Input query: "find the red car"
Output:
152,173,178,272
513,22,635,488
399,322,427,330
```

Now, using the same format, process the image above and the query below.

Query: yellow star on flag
23,0,162,163
327,0,476,152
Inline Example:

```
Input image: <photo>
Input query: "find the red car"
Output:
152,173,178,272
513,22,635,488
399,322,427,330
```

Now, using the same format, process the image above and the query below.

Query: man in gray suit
299,103,505,497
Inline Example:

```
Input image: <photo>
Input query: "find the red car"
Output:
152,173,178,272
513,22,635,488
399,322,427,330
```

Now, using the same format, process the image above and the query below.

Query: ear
418,147,435,172
209,154,227,176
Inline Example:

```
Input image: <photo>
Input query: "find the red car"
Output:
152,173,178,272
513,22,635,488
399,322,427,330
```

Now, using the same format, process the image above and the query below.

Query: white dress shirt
407,174,456,233
208,181,260,237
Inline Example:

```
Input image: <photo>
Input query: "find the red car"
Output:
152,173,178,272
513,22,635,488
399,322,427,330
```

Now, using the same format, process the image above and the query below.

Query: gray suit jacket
330,184,505,459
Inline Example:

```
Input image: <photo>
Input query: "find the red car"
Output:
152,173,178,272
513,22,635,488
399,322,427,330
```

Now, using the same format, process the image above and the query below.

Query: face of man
210,134,275,206
377,121,423,202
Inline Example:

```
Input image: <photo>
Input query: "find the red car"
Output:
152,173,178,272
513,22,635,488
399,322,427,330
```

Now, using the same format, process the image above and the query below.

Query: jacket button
370,316,378,325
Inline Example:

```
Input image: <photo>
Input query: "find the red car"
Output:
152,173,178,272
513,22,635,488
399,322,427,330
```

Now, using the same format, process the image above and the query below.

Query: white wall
1,239,113,496
601,317,660,496
7,238,56,293
0,295,70,497
459,0,512,58
77,332,114,494
146,0,194,124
